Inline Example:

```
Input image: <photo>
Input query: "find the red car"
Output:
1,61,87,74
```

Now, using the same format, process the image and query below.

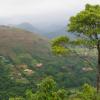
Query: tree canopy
51,4,100,93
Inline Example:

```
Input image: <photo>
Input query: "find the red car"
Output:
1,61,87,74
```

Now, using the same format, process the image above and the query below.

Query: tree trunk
97,41,100,93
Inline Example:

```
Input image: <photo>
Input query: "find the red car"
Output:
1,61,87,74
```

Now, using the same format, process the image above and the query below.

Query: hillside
0,26,97,98
0,25,50,60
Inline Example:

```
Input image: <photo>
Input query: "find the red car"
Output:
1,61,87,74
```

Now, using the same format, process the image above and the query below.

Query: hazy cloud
0,0,99,17
0,0,99,26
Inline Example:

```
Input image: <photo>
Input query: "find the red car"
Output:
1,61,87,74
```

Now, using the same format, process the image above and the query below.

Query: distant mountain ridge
15,22,76,39
16,22,40,33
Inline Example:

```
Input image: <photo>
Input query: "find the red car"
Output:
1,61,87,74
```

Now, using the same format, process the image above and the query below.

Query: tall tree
51,4,100,93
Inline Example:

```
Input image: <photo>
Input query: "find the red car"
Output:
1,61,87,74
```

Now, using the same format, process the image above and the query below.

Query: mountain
0,25,52,97
42,26,76,39
0,25,96,98
0,25,50,60
16,23,41,33
15,23,76,39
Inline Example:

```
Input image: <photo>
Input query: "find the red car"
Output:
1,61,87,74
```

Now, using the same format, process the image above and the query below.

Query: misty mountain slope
16,22,40,33
15,23,76,39
43,26,76,39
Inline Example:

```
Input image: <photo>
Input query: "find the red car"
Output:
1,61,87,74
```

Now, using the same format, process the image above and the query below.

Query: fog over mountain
0,0,99,38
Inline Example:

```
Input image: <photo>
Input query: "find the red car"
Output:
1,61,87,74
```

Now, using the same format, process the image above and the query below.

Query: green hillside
0,26,97,98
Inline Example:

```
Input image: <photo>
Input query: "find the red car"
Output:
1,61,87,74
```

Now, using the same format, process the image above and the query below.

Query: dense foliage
52,4,100,92
0,52,97,98
10,77,100,100
68,4,100,92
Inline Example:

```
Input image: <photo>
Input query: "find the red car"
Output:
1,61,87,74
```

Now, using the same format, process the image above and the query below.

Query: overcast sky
0,0,100,27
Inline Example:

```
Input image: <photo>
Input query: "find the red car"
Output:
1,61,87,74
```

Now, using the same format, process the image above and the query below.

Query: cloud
0,0,99,17
0,0,99,26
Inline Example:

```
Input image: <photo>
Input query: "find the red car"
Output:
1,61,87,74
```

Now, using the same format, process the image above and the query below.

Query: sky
0,0,100,28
